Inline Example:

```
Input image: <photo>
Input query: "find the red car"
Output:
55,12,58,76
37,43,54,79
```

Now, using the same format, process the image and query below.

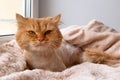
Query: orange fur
16,14,62,50
83,48,120,66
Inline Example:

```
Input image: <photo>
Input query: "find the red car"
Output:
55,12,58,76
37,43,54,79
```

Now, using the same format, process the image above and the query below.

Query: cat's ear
52,14,61,23
16,13,26,24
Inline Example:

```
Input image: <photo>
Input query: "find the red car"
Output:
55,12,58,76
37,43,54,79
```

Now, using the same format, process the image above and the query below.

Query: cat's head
15,14,62,51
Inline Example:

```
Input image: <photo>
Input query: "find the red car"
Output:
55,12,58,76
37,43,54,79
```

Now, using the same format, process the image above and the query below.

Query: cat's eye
27,30,36,35
44,30,52,35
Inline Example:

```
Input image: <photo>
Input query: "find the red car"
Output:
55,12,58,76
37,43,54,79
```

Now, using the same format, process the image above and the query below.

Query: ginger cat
16,14,120,72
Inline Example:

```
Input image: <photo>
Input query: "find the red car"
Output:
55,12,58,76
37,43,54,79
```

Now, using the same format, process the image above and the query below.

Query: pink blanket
62,20,120,55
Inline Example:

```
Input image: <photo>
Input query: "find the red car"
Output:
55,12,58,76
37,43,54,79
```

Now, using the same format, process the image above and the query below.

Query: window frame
25,0,39,18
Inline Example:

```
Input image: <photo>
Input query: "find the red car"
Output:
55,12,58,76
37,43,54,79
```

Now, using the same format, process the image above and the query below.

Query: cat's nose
38,38,44,42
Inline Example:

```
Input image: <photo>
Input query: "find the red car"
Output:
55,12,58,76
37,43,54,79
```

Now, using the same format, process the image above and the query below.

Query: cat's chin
31,45,48,51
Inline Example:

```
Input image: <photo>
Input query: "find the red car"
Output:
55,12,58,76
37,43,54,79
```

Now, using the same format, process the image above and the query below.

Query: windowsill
0,35,14,44
0,34,14,37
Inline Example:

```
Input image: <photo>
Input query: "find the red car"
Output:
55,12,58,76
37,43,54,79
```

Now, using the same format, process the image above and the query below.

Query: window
0,0,39,36
0,0,25,36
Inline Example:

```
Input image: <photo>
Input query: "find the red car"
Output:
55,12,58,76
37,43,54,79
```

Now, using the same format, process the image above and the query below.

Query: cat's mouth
30,43,48,51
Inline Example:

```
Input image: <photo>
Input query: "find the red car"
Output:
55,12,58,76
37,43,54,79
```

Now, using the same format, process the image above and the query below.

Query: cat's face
16,14,62,51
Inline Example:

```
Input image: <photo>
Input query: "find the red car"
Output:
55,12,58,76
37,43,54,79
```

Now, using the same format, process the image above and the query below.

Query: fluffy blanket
0,20,120,80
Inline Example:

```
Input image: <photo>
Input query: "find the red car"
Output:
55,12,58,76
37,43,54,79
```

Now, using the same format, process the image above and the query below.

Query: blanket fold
63,20,120,55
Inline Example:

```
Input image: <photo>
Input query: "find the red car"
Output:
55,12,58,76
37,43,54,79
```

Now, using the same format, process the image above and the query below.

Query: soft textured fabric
62,20,120,55
0,20,120,80
0,40,26,77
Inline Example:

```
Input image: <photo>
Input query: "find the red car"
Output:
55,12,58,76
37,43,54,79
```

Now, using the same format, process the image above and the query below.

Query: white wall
39,0,120,31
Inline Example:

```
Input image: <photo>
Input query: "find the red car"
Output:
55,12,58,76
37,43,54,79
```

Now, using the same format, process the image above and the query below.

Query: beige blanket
0,20,120,80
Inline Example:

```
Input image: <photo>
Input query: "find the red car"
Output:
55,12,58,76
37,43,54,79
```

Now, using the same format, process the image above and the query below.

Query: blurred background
0,0,120,35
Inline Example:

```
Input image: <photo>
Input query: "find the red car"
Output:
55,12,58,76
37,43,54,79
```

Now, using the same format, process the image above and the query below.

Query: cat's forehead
31,17,54,25
26,17,56,32
38,17,53,25
39,17,52,21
